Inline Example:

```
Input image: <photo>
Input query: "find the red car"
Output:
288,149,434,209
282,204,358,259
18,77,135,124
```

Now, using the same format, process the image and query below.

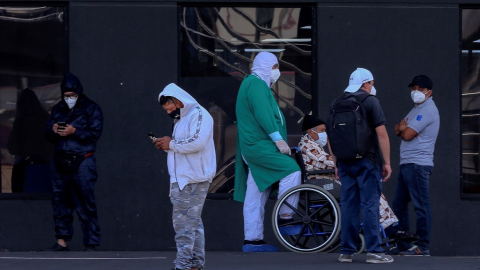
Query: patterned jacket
298,133,336,181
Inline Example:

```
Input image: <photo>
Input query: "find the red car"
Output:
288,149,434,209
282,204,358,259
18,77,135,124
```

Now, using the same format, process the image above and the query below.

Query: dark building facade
0,0,479,255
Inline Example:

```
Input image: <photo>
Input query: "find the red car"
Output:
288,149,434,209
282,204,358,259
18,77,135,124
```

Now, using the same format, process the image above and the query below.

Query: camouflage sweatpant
170,181,209,270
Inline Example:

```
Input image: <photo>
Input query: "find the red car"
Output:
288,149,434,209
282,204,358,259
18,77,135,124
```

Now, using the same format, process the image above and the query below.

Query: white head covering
251,51,278,87
158,83,199,118
344,67,376,94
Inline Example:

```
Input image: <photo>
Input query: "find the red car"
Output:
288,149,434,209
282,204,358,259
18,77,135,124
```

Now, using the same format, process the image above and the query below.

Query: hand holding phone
57,122,66,130
148,132,157,141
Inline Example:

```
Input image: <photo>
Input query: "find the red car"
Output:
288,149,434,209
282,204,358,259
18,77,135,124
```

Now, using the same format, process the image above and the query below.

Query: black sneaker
399,245,430,256
45,243,69,252
83,245,96,252
384,246,400,255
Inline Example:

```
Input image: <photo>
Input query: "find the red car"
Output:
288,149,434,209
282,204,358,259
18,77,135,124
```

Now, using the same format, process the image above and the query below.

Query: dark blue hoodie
45,73,103,154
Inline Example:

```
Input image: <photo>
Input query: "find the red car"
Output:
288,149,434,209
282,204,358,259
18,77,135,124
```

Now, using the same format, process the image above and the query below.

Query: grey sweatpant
170,181,209,270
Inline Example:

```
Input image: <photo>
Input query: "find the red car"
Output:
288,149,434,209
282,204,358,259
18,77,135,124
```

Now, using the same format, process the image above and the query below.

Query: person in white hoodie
153,83,216,270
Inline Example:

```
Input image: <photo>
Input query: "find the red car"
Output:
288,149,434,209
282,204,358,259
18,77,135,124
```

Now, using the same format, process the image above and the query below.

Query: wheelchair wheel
324,237,341,253
356,233,366,254
272,184,341,253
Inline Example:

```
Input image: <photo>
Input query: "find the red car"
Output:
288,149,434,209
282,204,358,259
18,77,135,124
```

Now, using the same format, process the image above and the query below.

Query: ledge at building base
0,251,479,270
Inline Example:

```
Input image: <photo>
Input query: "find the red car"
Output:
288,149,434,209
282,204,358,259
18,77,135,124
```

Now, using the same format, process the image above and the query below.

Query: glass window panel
179,6,314,196
0,6,65,194
461,9,480,195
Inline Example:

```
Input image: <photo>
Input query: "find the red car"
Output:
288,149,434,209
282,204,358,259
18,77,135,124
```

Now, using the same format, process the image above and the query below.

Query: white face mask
311,129,328,147
64,97,78,109
270,69,281,85
370,86,377,96
411,90,429,104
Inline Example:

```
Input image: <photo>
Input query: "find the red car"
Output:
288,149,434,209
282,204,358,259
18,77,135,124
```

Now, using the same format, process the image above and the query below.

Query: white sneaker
338,254,353,263
366,253,394,263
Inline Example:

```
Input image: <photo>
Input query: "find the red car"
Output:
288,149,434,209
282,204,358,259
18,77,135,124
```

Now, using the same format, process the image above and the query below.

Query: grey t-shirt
400,98,440,166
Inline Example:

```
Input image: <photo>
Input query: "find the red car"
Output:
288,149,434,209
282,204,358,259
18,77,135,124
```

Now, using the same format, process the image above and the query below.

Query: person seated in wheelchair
299,115,418,248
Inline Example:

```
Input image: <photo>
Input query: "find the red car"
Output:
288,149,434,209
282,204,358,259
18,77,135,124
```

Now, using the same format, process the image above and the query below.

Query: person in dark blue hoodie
45,72,103,252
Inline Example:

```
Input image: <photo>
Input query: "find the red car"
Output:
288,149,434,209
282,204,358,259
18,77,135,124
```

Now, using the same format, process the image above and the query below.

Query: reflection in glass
0,6,64,193
461,9,480,194
7,89,54,193
179,6,314,195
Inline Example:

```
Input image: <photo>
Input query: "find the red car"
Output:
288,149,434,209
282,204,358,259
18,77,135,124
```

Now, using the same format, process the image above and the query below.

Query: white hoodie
158,83,216,190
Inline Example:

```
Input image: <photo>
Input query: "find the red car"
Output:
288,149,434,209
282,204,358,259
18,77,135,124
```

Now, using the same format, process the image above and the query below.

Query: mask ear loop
420,90,430,99
170,98,178,110
425,90,431,101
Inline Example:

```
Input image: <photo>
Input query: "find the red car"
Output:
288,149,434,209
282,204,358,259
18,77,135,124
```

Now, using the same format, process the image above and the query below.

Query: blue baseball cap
408,75,432,90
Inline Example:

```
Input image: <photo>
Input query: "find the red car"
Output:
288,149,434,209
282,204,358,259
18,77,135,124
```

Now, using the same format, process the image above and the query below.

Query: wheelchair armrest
306,169,336,175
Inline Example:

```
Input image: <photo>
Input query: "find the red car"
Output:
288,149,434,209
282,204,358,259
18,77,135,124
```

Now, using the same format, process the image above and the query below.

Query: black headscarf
302,115,325,132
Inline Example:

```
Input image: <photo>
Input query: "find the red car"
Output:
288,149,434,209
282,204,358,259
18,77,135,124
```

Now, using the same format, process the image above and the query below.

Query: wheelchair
271,147,366,253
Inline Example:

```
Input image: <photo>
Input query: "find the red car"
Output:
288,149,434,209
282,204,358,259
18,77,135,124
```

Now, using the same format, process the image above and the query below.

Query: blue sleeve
269,131,282,142
72,105,103,143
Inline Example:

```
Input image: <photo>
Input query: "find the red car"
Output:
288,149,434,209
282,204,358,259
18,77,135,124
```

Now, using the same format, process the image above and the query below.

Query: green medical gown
234,75,300,202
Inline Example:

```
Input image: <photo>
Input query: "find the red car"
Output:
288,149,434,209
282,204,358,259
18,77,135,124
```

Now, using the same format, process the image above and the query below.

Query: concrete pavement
0,251,479,270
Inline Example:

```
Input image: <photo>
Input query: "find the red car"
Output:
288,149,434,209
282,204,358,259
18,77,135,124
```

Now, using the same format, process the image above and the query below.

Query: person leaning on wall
44,72,103,252
392,75,440,256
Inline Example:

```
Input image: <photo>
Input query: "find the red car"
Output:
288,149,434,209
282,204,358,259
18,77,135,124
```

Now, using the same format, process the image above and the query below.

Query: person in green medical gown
234,52,301,252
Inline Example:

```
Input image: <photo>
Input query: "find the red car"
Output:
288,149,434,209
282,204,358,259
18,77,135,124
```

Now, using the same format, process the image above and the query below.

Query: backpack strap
330,91,373,113
357,92,374,103
344,91,373,104
330,92,348,111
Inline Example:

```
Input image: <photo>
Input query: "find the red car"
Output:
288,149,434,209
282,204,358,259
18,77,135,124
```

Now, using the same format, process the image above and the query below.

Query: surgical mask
311,129,328,147
270,69,281,85
411,90,429,104
168,107,181,120
64,97,78,109
370,86,377,96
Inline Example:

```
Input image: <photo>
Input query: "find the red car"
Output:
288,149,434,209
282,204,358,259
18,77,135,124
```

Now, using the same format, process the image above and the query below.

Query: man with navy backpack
327,68,393,263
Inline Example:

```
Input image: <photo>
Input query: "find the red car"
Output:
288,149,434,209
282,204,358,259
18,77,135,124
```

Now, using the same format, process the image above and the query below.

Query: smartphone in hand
57,122,66,130
148,132,157,141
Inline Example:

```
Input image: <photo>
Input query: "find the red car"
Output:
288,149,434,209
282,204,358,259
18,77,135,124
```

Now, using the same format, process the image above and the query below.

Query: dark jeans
337,158,384,254
51,156,101,246
392,163,432,251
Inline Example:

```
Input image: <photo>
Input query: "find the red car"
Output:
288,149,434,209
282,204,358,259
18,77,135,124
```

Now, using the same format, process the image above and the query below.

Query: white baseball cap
344,68,376,94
